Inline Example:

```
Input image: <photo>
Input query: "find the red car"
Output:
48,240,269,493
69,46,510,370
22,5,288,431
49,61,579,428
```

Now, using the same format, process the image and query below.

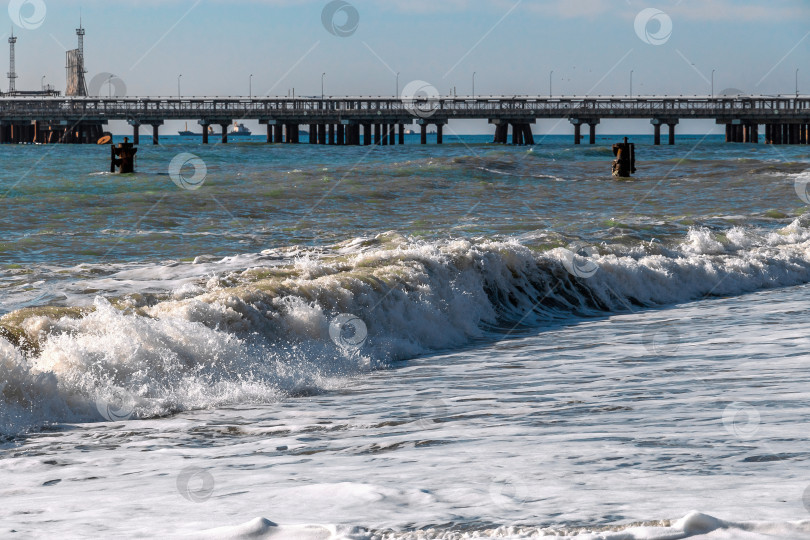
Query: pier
0,95,807,146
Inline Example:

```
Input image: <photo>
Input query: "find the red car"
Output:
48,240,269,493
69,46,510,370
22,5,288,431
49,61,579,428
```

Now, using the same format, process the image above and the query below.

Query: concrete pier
149,122,163,145
490,120,535,145
569,118,597,145
511,123,523,145
202,125,209,144
493,124,507,144
651,119,663,145
129,121,141,145
0,94,808,147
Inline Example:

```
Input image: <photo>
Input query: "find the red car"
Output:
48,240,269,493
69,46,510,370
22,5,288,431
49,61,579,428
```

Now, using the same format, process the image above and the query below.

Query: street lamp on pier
630,70,634,97
797,68,800,98
321,72,326,99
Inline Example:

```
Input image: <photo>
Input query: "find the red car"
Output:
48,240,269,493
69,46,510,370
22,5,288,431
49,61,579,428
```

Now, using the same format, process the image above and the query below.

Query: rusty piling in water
612,137,636,178
110,137,137,173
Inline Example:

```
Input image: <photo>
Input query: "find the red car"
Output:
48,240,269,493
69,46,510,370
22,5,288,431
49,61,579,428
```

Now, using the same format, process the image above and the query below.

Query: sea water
2,134,810,538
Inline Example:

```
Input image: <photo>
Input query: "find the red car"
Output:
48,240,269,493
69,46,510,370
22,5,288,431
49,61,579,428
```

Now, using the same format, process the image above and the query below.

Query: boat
178,122,196,136
228,122,252,137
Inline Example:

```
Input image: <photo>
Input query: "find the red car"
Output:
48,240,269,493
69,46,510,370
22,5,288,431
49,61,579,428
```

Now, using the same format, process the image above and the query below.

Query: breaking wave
4,216,810,438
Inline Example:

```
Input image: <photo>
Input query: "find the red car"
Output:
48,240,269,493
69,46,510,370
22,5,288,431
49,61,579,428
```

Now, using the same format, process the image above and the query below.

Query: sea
2,132,810,539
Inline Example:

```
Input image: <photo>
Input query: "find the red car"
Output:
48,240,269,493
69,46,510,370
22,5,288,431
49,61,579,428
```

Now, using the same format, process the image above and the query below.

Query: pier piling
612,137,636,178
652,119,662,145
110,138,137,174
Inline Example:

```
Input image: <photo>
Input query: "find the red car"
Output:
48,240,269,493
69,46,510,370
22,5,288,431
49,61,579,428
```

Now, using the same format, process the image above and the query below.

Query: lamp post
630,70,634,97
472,71,476,99
711,69,715,99
249,74,253,100
41,75,45,92
549,70,553,97
107,74,113,98
177,74,182,99
797,68,800,98
321,72,326,99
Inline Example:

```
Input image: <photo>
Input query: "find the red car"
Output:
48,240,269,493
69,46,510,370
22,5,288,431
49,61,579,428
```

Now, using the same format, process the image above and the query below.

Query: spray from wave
3,217,810,438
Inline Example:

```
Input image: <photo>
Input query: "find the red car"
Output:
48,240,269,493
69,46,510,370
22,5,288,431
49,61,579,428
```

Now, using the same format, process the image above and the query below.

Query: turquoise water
1,135,807,268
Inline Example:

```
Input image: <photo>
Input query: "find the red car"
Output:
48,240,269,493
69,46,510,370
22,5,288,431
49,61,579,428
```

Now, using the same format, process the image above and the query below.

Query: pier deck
0,95,808,145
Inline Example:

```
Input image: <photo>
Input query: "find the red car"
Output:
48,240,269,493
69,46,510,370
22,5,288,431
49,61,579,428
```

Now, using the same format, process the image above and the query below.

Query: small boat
178,122,196,136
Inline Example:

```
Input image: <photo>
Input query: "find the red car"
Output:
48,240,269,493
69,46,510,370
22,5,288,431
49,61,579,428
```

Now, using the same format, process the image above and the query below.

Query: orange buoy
97,135,112,145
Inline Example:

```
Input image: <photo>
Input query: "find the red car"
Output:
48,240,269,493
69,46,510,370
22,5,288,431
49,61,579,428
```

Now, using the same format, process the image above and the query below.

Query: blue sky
6,0,810,134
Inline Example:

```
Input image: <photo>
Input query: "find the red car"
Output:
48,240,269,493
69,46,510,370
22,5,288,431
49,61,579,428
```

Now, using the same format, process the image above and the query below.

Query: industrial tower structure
66,20,88,96
0,18,100,143
7,29,16,94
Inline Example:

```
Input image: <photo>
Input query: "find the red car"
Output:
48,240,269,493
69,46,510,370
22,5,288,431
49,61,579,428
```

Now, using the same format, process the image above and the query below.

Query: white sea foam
197,512,810,539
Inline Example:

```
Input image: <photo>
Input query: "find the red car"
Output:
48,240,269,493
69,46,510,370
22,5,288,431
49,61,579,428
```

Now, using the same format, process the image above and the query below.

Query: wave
3,218,810,438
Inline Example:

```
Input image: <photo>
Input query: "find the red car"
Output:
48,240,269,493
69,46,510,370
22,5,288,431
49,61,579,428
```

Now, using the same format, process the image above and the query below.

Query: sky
4,0,810,134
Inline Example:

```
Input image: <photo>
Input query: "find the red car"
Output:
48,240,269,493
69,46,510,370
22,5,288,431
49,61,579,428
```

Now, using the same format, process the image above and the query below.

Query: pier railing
0,96,808,122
